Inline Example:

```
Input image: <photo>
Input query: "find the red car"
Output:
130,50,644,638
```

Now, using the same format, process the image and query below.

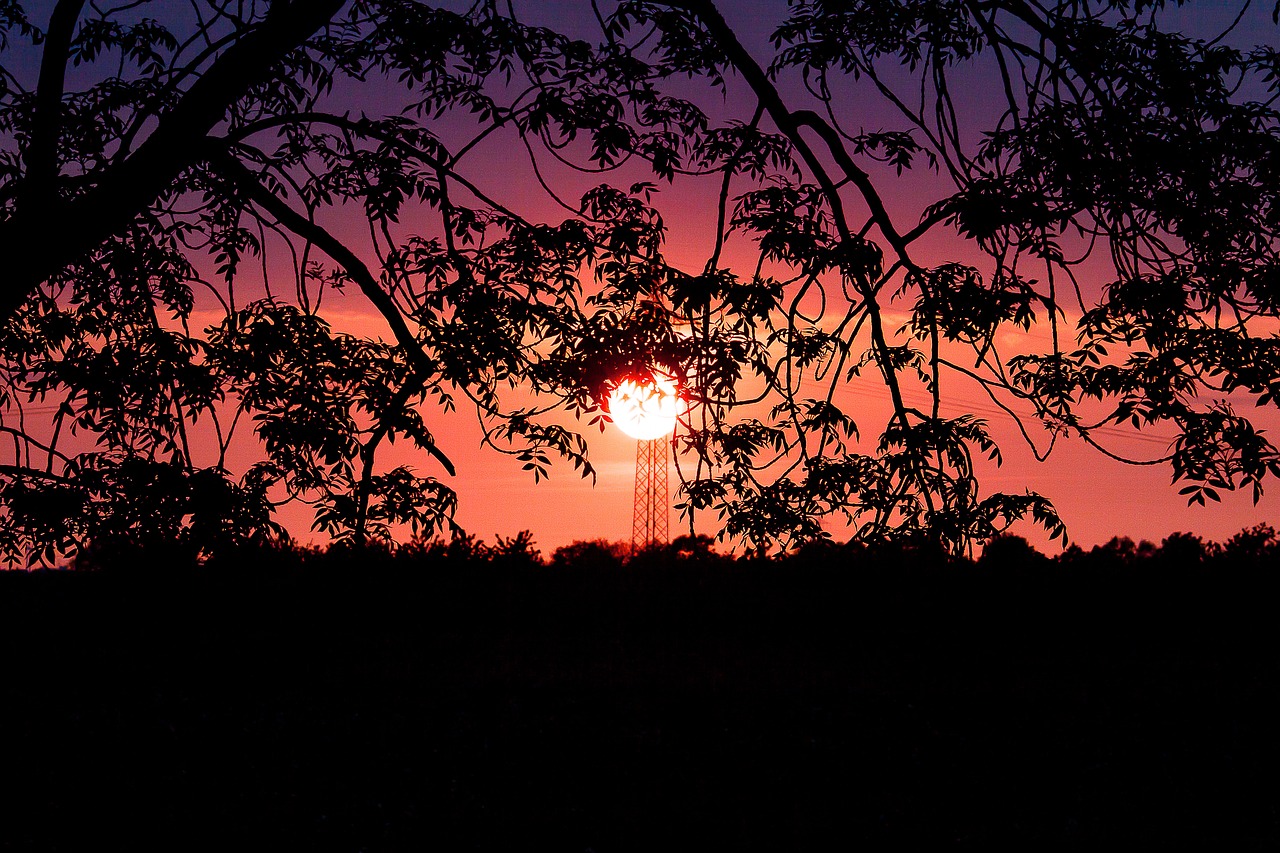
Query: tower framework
632,438,669,553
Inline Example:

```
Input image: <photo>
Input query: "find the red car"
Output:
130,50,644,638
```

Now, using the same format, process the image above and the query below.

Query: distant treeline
22,522,1279,576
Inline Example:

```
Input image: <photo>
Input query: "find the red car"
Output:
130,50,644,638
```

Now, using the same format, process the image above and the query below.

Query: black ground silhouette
1,533,1277,850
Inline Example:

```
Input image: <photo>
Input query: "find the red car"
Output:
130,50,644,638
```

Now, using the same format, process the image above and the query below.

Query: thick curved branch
0,0,346,322
666,0,915,263
21,0,86,208
211,151,456,478
226,111,527,221
788,109,917,263
665,1,919,432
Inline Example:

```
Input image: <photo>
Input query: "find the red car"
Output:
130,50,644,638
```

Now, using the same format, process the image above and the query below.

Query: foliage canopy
1,0,1279,563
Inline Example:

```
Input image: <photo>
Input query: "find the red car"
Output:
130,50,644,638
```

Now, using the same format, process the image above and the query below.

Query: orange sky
336,0,1279,552
5,0,1278,556
295,182,1279,555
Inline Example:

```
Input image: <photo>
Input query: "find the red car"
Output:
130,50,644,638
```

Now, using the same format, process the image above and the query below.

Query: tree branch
21,0,86,208
666,0,916,431
0,0,346,322
210,150,456,478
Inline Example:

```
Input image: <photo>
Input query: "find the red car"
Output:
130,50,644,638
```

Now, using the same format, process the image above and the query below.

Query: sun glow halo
607,376,679,440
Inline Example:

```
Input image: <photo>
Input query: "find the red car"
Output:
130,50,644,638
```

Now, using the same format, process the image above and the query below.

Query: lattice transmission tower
631,437,669,553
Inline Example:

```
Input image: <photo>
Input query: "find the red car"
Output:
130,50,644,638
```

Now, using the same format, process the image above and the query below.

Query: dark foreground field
1,537,1277,850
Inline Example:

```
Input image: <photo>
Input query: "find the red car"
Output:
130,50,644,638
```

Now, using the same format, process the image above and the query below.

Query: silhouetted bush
549,538,628,570
980,533,1051,570
1156,531,1213,566
489,530,543,566
1221,523,1278,564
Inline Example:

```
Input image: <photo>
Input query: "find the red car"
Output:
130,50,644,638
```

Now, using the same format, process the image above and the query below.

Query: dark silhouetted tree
1221,522,1278,562
1156,531,1212,566
980,533,1049,570
1,1,1278,563
550,539,630,570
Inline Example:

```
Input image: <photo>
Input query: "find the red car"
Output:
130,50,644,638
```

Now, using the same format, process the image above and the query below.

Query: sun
607,375,679,440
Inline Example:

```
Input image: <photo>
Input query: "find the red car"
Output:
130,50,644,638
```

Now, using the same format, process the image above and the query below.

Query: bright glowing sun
607,376,679,440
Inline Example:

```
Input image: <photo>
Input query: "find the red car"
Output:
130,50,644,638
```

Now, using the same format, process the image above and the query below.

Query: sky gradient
3,0,1278,557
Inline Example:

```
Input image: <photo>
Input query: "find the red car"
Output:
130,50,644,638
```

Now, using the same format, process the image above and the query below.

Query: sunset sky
280,0,1279,553
6,0,1279,555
